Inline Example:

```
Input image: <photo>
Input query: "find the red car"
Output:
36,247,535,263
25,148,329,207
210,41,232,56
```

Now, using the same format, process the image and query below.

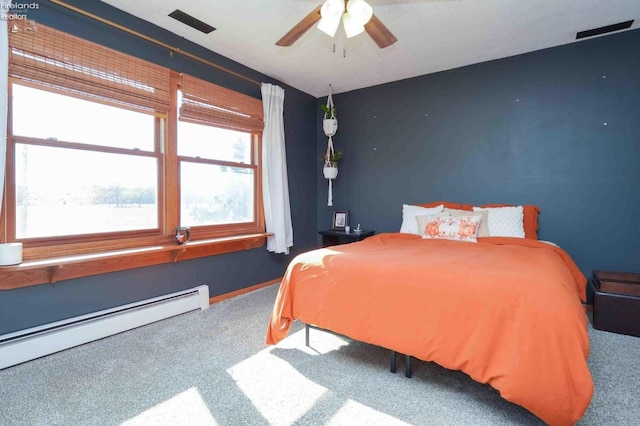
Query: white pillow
400,204,444,235
472,206,525,238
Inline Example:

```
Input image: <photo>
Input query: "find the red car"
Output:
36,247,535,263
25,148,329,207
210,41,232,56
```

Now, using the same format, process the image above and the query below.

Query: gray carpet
1,284,638,425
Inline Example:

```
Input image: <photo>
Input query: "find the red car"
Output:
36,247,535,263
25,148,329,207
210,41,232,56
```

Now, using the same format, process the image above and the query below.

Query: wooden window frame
170,71,266,241
0,27,268,290
5,79,168,254
176,132,264,241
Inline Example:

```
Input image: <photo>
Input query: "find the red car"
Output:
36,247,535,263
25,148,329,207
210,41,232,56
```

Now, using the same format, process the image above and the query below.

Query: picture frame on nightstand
332,210,349,231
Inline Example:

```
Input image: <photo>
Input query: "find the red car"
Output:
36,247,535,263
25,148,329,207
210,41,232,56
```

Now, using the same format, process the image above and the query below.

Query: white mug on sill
344,226,350,233
0,242,22,265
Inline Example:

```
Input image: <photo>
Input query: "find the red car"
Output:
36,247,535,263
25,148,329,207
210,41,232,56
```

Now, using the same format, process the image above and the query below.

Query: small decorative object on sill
174,226,191,245
321,84,341,206
0,242,23,266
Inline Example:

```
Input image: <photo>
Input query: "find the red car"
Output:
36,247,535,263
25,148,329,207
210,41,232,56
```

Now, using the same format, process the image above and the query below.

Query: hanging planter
323,165,338,179
322,148,342,180
321,148,342,206
321,100,338,137
322,117,338,137
321,89,338,137
322,118,338,137
321,84,341,206
321,149,342,178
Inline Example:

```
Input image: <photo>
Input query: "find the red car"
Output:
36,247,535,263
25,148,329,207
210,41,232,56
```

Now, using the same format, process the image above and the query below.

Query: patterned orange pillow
421,215,482,243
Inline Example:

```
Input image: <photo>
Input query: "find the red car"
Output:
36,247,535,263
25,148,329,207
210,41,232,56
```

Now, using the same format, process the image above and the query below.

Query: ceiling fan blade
364,13,397,49
276,5,323,47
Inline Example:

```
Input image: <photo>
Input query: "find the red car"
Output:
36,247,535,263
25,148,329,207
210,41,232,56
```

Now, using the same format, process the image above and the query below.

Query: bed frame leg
305,323,310,347
405,355,412,378
390,350,397,373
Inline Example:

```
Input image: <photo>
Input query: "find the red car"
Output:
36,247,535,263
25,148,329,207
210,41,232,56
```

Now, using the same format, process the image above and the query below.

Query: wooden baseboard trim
209,277,282,305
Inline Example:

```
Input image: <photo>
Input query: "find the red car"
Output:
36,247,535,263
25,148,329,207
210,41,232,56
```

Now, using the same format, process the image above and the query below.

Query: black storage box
592,270,640,337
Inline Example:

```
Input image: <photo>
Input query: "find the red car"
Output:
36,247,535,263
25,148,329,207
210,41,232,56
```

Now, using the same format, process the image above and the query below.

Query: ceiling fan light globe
318,0,344,36
342,13,365,38
320,0,344,19
317,15,341,37
346,0,373,26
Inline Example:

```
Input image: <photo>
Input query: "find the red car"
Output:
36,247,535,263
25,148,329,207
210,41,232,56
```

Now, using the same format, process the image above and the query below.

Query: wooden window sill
0,233,271,290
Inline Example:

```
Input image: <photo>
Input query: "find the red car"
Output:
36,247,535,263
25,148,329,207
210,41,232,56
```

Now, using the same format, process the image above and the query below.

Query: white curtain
261,83,293,254
0,3,10,214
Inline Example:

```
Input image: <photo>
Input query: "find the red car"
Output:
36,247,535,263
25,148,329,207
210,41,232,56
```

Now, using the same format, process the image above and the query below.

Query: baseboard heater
0,285,209,370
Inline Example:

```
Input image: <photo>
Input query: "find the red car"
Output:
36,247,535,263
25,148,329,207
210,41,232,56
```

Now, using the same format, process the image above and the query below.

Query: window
5,23,264,259
11,84,160,240
175,73,264,239
178,123,256,227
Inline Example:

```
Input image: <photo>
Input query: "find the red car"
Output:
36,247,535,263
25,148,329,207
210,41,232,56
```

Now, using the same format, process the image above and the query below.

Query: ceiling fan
276,0,397,49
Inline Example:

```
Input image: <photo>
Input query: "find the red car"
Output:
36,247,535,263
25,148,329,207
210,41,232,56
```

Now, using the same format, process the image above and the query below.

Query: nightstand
591,270,640,337
319,229,375,247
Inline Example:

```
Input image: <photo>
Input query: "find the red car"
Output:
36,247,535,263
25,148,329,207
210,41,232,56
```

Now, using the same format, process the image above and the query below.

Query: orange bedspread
266,233,593,425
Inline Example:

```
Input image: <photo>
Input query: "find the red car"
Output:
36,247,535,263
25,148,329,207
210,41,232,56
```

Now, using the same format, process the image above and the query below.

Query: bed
265,205,593,425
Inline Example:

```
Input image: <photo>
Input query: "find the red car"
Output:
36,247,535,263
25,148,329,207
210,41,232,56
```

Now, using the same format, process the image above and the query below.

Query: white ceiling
100,0,640,98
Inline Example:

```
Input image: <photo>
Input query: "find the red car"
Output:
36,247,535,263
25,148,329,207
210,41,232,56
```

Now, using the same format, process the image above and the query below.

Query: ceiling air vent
576,20,634,39
168,9,216,34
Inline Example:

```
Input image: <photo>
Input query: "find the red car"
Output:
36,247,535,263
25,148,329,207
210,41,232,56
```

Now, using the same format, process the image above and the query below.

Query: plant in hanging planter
321,103,338,137
321,150,343,179
321,149,343,166
320,104,337,120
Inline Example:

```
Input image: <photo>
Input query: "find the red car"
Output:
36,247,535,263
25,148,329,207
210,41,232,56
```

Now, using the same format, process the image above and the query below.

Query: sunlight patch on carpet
121,387,217,426
228,350,327,424
276,328,351,355
327,399,413,426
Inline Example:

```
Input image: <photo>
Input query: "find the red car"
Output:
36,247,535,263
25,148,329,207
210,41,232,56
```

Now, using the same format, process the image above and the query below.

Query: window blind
179,74,264,133
8,23,171,114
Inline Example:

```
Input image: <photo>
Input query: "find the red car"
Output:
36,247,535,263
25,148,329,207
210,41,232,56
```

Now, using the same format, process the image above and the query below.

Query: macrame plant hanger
323,84,338,206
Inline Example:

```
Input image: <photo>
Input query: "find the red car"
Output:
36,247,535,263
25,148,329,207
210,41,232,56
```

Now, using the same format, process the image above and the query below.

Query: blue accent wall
0,0,318,335
3,2,639,335
318,29,640,300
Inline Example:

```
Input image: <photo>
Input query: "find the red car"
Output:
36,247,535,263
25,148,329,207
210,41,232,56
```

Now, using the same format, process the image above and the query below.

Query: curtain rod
49,0,262,87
